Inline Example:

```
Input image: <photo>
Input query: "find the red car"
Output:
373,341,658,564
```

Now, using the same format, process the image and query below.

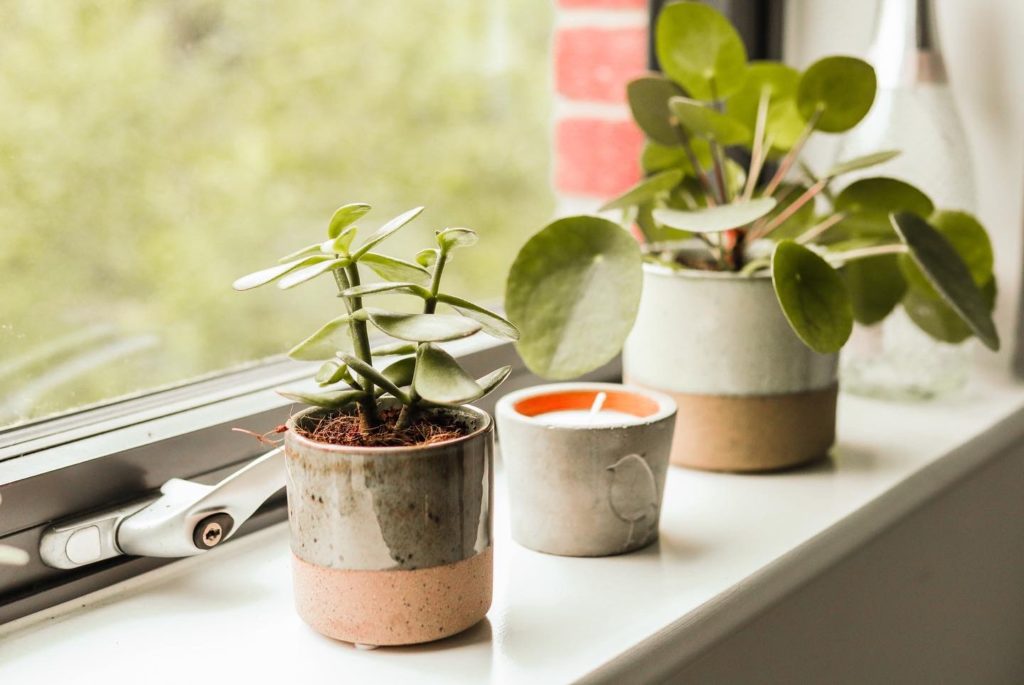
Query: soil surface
295,407,472,448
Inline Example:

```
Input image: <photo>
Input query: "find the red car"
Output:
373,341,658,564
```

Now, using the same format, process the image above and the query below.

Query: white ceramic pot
623,263,838,472
497,383,676,557
285,404,493,646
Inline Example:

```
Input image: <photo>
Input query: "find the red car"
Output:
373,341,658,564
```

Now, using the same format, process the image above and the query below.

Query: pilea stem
762,108,820,197
796,212,845,245
826,243,908,265
673,124,717,206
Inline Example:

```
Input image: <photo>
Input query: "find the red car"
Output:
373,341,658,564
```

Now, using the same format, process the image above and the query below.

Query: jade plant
234,203,518,436
507,1,998,379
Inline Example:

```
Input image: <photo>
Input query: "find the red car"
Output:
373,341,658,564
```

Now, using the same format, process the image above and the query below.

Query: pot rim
496,381,677,430
285,402,493,455
641,259,771,281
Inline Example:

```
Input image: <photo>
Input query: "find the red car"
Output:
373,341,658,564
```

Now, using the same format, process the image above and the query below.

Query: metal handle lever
40,448,285,569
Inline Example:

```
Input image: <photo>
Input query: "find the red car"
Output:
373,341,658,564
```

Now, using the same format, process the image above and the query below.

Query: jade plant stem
395,249,449,430
339,264,381,430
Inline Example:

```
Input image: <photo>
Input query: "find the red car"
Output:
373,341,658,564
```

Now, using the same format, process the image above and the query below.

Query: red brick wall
552,0,648,212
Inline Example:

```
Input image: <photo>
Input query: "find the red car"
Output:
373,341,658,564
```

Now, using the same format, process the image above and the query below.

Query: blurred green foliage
0,0,554,427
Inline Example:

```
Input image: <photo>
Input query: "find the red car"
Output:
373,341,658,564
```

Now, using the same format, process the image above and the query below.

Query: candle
531,392,644,427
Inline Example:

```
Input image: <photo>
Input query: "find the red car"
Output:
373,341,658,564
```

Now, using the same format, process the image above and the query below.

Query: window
1,0,554,430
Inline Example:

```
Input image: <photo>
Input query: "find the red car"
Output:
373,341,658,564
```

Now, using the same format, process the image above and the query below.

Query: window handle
40,447,285,569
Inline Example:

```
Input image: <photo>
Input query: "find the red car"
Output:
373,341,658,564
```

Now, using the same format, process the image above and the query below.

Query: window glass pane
1,0,554,428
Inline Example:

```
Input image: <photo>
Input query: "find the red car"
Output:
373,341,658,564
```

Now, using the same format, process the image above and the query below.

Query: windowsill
3,370,1024,682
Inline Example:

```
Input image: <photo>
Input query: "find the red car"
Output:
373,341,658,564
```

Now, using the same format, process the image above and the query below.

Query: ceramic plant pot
623,263,839,472
496,383,676,557
284,404,493,647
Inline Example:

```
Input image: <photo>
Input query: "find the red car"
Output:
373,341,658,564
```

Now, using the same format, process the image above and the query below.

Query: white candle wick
589,392,608,423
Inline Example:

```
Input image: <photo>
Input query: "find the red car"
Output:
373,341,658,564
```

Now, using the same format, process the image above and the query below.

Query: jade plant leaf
382,357,417,388
890,212,999,351
476,365,513,397
627,75,686,146
359,252,431,284
369,341,418,357
771,239,853,354
825,150,900,179
653,197,776,233
328,203,372,238
352,206,424,259
321,225,360,255
278,388,364,409
416,248,439,267
832,177,934,241
435,293,520,340
340,353,410,401
341,282,431,299
366,309,482,342
288,314,356,361
669,97,751,144
436,227,478,252
900,210,993,297
413,343,484,404
315,359,350,386
232,255,331,291
655,1,748,101
600,169,684,212
277,241,323,264
797,56,876,133
640,138,712,175
725,62,801,150
506,215,642,379
277,257,350,290
841,252,907,325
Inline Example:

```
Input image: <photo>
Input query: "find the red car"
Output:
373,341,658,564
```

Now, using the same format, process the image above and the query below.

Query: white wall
784,0,1024,369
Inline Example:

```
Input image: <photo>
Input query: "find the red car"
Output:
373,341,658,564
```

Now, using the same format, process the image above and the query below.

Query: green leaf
797,56,876,133
890,212,999,351
359,252,431,284
435,293,520,340
340,353,410,402
640,138,712,176
416,248,439,267
762,184,815,240
831,177,933,241
655,1,747,101
841,253,907,325
315,359,350,386
902,287,973,344
771,240,853,353
506,215,642,379
436,227,478,252
370,342,418,357
600,169,684,212
669,97,751,144
341,281,431,299
328,203,371,239
277,257,350,290
627,75,686,146
366,309,482,342
825,150,900,179
725,61,801,151
476,365,512,398
232,255,331,291
278,388,364,409
352,206,425,258
900,210,993,298
277,241,322,264
653,197,776,233
413,343,484,404
320,225,359,255
288,315,355,361
382,357,417,388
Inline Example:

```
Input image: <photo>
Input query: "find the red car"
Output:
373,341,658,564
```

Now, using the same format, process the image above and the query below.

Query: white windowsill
3,370,1023,683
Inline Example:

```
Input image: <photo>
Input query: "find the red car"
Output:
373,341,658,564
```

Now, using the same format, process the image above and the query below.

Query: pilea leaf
771,239,853,354
640,138,713,176
627,75,686,146
797,56,876,133
413,343,484,404
653,197,776,233
655,1,747,101
725,61,802,152
841,252,907,325
600,169,684,212
506,215,642,379
669,97,751,145
831,177,934,241
825,150,900,179
899,209,993,297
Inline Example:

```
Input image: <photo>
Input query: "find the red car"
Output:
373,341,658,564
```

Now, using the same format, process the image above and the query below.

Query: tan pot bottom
626,379,837,473
292,547,492,647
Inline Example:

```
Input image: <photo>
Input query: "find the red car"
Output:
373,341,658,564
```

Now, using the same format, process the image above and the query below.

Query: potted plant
234,203,518,646
506,1,998,473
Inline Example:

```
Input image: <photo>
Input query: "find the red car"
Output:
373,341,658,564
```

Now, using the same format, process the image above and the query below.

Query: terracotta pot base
292,547,492,647
626,379,837,473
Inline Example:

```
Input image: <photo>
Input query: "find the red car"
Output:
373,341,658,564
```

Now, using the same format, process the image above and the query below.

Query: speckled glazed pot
497,383,676,557
284,404,493,647
623,263,839,472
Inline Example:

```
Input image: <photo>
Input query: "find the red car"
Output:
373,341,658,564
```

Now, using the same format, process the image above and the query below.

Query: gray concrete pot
496,383,676,557
623,262,839,472
284,403,493,647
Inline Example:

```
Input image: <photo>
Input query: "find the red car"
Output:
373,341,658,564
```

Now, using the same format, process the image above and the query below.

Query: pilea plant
234,203,518,437
507,1,998,379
